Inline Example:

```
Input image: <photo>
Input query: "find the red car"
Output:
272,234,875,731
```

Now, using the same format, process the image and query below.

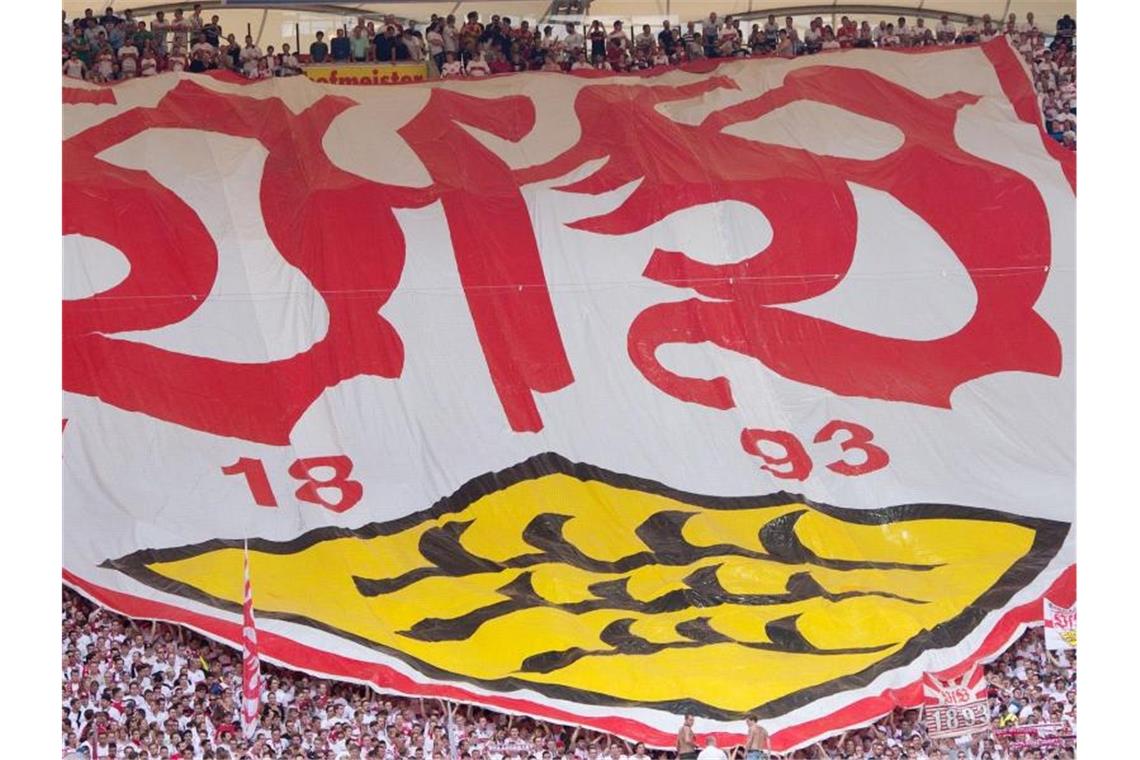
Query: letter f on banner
241,540,262,739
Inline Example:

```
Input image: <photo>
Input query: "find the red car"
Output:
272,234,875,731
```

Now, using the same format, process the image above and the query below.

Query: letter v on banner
241,540,262,740
399,91,575,433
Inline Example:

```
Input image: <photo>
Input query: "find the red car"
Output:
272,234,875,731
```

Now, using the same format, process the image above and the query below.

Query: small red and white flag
1044,598,1076,650
240,540,262,739
921,665,990,740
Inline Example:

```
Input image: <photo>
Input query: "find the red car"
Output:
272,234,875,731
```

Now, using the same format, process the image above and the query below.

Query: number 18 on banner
222,455,363,513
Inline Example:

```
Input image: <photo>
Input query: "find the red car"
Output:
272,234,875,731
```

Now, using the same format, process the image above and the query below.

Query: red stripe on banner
982,38,1076,191
63,564,1075,752
970,665,987,693
63,87,116,105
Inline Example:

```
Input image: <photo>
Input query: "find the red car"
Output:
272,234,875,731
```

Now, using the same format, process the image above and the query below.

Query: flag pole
446,700,459,760
240,538,263,743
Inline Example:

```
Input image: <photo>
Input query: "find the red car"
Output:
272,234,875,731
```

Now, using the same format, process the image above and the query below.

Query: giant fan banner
62,39,1075,752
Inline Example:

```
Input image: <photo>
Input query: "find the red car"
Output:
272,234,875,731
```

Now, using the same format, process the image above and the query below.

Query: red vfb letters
64,69,1060,445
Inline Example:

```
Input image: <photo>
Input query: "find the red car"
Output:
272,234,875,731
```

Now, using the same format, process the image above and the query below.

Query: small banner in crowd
994,723,1075,751
301,62,428,85
922,666,991,740
1044,598,1076,650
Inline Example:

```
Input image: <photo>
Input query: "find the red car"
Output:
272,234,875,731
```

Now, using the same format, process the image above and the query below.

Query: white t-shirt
697,747,728,760
441,60,463,77
442,25,458,53
64,59,86,78
403,36,425,61
170,19,190,47
466,57,490,76
94,51,113,76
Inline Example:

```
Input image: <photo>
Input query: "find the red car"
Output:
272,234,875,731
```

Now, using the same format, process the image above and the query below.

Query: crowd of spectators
425,10,1074,75
62,5,309,80
62,587,1074,759
61,7,1077,149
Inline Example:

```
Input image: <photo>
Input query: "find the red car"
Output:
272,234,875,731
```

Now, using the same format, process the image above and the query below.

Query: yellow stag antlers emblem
104,454,1067,719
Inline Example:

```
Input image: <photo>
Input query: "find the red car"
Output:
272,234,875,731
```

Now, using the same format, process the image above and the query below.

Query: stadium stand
61,7,1074,148
63,585,1075,757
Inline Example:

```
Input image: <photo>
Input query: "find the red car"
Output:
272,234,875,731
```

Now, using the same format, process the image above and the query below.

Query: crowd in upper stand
61,7,1076,149
63,588,1074,759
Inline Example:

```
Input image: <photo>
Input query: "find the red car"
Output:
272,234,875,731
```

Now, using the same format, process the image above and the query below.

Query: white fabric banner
62,39,1075,751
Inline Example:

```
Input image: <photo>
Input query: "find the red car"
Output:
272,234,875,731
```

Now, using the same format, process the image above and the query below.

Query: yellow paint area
141,472,1038,715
